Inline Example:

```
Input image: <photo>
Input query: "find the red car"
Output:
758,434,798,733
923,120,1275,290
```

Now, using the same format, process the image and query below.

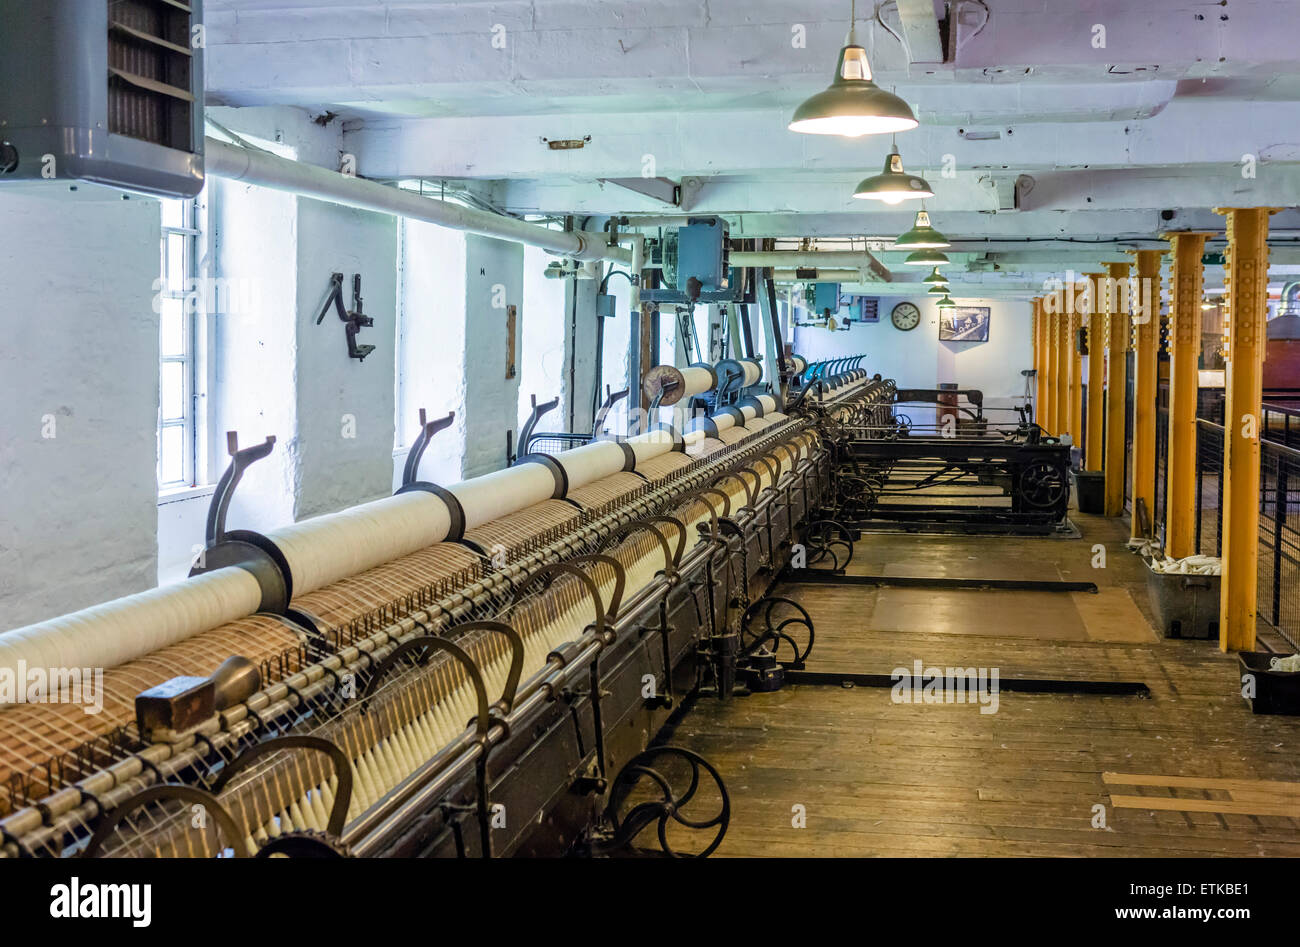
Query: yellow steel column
1084,272,1106,470
1129,249,1164,538
1067,295,1083,443
1215,207,1277,653
1055,301,1070,439
1033,298,1047,427
1040,297,1050,434
1103,261,1131,516
1164,233,1212,559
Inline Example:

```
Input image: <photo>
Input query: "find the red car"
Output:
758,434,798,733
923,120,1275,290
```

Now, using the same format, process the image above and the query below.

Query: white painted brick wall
0,187,160,628
294,199,399,518
462,235,523,478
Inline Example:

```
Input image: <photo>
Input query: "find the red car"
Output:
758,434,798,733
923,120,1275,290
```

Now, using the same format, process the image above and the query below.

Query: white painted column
463,234,525,477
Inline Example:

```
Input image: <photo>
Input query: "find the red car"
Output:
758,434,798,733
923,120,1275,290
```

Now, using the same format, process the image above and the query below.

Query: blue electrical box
675,218,729,292
811,282,841,313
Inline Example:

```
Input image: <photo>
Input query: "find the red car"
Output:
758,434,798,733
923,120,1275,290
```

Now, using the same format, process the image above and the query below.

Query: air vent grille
107,0,195,152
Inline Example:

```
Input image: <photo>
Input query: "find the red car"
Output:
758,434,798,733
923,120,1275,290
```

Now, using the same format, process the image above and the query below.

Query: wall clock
891,301,921,331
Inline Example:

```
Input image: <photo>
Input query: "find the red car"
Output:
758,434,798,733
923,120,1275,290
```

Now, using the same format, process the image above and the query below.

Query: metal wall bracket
316,272,376,361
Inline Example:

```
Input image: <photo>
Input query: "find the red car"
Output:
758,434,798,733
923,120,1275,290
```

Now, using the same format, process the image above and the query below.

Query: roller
551,440,632,492
0,567,264,680
446,462,560,533
625,428,679,465
641,363,716,406
266,491,454,598
714,357,762,392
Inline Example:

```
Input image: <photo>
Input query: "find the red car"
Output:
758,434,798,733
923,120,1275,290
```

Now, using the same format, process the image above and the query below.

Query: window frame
158,197,200,491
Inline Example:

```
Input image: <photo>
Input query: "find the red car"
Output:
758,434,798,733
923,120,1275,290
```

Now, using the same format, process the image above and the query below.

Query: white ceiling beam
347,98,1300,181
894,0,944,65
494,169,1300,222
203,1,1300,115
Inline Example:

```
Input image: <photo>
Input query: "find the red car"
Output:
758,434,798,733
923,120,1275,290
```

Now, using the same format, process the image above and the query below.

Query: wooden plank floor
667,511,1300,857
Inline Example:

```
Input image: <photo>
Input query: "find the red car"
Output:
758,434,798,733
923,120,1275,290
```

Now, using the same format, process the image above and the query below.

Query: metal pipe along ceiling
204,137,632,264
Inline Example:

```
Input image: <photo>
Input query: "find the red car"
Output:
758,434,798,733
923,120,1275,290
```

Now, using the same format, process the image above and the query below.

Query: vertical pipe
1068,282,1084,445
1084,272,1106,471
1164,233,1212,558
1130,249,1164,538
1104,262,1132,515
1215,206,1276,653
1055,302,1070,440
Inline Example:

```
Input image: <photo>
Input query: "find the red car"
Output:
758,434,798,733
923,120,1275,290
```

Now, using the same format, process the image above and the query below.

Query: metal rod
784,570,1099,593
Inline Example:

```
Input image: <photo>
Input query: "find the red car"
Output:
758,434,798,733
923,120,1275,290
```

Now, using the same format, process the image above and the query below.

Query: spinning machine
0,357,882,860
819,383,1073,535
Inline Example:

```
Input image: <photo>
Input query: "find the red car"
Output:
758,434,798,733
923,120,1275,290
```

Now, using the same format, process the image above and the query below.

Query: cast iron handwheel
1019,461,1067,509
803,518,856,571
603,746,730,858
256,829,352,858
742,596,815,667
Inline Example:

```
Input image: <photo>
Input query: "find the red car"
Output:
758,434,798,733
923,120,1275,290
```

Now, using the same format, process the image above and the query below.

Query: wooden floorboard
666,510,1300,857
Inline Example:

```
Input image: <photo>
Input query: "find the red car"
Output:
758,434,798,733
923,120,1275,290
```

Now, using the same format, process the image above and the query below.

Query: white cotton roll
626,428,677,464
712,412,737,433
267,491,453,596
682,429,708,449
448,463,558,532
680,365,715,397
740,404,758,422
0,566,264,676
554,441,627,491
756,395,778,415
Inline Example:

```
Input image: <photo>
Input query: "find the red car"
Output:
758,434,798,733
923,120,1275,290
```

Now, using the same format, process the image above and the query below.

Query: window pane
159,425,184,485
161,199,184,230
161,361,185,422
165,232,187,294
160,297,185,357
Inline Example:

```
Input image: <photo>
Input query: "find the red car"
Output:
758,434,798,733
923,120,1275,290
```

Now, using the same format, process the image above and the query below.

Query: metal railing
1141,401,1299,650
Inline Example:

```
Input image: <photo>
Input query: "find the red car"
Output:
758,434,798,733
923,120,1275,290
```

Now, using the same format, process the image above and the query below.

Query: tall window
158,198,199,489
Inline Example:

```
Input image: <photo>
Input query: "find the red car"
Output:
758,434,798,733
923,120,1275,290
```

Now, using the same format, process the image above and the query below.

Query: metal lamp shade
853,150,933,203
894,210,950,249
903,249,951,267
789,46,918,138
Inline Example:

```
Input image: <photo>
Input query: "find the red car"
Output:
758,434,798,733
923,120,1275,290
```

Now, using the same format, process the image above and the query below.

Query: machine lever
316,271,376,361
205,432,276,545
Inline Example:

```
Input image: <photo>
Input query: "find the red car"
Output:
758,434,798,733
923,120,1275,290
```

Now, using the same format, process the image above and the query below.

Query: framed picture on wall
939,306,990,342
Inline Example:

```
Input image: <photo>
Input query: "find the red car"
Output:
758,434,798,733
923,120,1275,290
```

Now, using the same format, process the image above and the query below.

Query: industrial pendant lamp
927,283,950,295
935,294,956,308
853,138,933,203
922,266,947,285
904,248,950,267
893,209,950,249
788,0,919,137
